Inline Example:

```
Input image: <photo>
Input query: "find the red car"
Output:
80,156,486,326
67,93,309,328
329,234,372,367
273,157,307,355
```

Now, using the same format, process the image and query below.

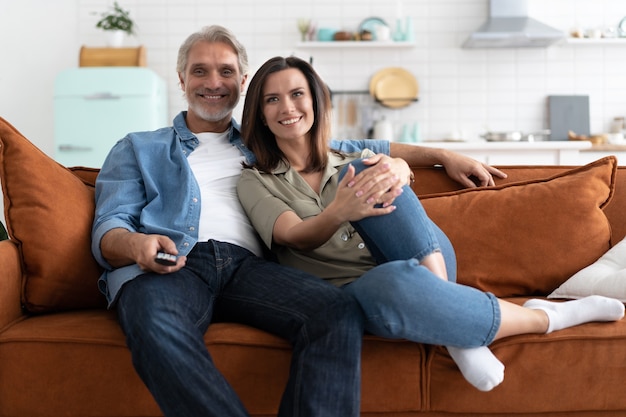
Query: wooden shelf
564,38,626,45
296,41,415,49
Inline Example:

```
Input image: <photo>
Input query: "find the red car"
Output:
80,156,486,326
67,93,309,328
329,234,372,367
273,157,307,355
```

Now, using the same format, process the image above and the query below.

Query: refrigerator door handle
58,145,94,152
83,92,121,100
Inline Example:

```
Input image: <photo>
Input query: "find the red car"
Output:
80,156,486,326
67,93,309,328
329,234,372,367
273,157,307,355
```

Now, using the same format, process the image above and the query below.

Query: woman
237,56,624,391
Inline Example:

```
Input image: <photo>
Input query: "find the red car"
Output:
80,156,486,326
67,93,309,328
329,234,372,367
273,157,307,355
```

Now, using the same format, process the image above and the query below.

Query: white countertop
404,140,593,165
415,140,592,150
582,143,626,152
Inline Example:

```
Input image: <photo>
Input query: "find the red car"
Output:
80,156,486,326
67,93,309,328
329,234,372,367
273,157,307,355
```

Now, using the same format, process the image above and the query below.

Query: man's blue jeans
341,159,500,348
116,240,363,417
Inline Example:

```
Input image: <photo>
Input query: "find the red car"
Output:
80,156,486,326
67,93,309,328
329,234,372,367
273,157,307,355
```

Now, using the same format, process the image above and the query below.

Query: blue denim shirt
92,110,390,307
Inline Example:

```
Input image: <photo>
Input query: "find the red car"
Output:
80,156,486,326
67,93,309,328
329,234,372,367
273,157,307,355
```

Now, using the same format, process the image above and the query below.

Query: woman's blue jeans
340,159,500,348
116,240,363,417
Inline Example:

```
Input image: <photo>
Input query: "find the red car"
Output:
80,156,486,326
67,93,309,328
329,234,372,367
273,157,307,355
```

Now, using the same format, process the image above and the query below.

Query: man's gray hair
176,25,249,76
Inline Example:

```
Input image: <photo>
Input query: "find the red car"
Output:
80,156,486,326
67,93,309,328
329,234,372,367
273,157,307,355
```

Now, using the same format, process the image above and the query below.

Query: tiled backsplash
76,0,626,142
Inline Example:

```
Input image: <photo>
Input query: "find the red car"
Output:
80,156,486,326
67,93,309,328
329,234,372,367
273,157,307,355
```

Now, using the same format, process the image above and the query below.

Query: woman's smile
280,116,302,126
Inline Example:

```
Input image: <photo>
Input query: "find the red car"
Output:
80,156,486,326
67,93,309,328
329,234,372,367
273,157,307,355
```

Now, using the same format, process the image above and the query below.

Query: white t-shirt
187,130,263,256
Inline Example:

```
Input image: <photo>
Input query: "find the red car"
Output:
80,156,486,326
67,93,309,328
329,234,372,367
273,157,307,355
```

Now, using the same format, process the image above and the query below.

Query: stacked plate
369,67,419,109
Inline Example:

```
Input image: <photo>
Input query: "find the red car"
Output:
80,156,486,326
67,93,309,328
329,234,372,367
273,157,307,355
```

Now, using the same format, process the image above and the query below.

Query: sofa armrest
0,240,26,329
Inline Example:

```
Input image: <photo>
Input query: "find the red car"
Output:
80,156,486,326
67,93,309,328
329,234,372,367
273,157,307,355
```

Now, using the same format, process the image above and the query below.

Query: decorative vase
105,30,125,47
404,17,415,42
393,18,405,41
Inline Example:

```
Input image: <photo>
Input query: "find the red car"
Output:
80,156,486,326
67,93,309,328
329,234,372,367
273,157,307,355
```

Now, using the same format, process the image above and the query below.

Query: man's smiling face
178,40,247,132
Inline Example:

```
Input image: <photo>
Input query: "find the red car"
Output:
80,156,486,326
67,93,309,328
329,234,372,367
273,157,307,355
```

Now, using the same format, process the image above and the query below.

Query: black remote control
155,251,177,266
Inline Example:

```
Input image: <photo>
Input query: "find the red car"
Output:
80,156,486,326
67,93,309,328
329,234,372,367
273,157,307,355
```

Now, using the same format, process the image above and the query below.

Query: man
91,25,505,417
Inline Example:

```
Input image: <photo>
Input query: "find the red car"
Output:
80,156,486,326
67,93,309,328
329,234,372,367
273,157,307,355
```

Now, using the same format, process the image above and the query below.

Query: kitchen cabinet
578,144,626,166
415,140,592,165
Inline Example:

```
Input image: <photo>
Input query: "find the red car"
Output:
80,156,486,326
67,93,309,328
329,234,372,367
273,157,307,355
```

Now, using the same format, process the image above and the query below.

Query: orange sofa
2,115,626,417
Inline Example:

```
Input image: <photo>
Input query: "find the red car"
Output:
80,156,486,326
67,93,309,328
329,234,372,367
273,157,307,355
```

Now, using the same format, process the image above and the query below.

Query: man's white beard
188,100,234,123
185,87,240,123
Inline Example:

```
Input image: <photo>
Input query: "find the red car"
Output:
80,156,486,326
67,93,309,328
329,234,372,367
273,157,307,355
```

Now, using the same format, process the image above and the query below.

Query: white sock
446,346,504,392
523,295,625,333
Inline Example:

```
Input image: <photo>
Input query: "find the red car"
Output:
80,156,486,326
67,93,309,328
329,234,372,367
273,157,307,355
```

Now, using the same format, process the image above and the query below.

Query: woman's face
261,68,314,144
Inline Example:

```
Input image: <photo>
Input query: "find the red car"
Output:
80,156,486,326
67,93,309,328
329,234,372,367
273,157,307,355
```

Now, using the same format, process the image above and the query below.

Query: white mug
607,133,625,144
375,25,391,41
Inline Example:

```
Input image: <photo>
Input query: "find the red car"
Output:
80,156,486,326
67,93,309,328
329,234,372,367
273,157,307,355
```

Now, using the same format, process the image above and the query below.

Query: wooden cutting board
548,95,590,141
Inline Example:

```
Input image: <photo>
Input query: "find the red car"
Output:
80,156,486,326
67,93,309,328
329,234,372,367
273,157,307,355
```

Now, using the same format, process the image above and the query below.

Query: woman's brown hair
241,56,333,173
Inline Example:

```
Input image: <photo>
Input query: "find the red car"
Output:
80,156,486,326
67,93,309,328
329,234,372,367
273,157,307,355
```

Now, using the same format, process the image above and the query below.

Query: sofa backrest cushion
420,156,616,297
0,117,105,312
0,113,616,310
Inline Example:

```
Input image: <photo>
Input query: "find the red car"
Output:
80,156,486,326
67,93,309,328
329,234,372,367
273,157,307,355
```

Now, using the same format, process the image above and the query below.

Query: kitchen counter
582,143,626,152
414,140,592,165
579,143,626,165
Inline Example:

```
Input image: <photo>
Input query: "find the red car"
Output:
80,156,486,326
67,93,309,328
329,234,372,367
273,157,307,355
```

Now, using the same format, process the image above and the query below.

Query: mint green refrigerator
54,67,167,168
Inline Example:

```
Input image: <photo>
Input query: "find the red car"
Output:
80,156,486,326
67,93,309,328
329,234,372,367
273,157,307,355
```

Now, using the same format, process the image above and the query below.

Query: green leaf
95,1,135,35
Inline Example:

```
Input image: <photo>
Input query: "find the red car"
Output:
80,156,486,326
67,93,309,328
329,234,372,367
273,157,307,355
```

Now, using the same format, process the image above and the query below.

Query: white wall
3,0,626,145
0,0,78,154
1,0,626,225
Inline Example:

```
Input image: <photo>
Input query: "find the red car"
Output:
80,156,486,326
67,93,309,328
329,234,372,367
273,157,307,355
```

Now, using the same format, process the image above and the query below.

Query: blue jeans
340,160,500,348
116,240,363,417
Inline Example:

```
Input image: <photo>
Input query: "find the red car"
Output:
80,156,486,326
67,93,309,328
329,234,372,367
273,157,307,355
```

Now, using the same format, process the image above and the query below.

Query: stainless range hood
463,0,565,49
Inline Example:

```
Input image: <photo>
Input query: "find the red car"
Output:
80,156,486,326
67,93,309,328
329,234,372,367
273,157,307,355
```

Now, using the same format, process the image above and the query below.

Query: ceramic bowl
317,28,336,41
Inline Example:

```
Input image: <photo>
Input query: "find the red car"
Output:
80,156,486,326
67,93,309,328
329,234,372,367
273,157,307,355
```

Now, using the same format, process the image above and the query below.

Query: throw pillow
420,156,616,298
0,117,105,312
548,236,626,302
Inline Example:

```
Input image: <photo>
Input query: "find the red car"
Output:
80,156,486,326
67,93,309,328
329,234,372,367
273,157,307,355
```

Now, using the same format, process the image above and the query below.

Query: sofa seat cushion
0,310,159,417
210,326,427,414
420,157,616,297
427,298,626,414
0,312,427,416
0,117,105,312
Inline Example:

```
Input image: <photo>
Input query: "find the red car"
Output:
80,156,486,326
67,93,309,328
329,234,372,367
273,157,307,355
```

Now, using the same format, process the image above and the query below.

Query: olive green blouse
237,150,377,287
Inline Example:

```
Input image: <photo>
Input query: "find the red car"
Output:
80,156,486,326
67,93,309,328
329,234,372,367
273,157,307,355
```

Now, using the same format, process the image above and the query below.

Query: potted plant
94,2,136,47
